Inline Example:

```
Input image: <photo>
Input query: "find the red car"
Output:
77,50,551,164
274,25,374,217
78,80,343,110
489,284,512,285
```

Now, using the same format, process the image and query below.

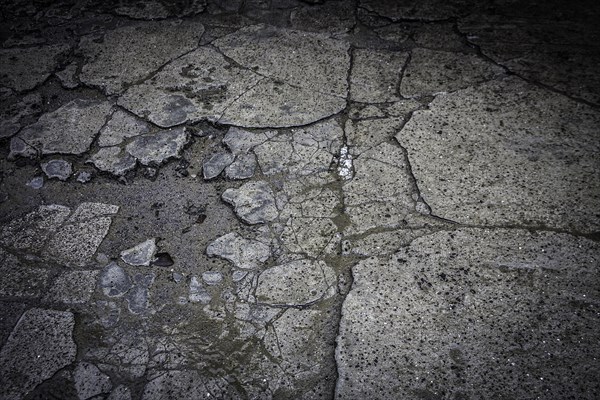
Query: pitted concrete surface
1,1,599,399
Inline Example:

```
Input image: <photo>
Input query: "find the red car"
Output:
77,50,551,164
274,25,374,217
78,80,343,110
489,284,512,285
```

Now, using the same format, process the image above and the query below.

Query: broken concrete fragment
8,137,37,158
189,276,211,304
0,308,76,400
107,385,132,400
98,110,150,147
88,147,137,176
400,48,504,97
126,128,189,166
256,259,336,306
398,76,600,232
225,153,256,180
202,271,223,286
41,159,72,181
350,49,408,103
0,44,70,91
79,21,205,94
336,228,600,399
74,362,112,400
206,232,271,270
120,239,157,266
202,152,235,180
55,62,79,89
99,262,133,297
222,181,278,224
14,99,113,156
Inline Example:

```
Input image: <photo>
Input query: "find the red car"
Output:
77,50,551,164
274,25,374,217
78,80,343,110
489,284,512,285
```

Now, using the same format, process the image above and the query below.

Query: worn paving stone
12,99,113,157
41,159,73,181
222,181,279,224
120,238,157,267
98,110,151,147
125,127,189,166
336,228,600,399
79,21,205,94
350,49,408,103
398,76,600,232
400,48,504,97
88,147,137,176
44,270,99,304
206,232,270,270
0,308,77,400
256,259,336,306
0,248,50,298
0,45,70,91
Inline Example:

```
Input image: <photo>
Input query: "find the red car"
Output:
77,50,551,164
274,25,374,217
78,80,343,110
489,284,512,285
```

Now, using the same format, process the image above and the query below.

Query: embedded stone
41,159,73,181
120,239,157,266
222,181,278,224
206,232,271,270
126,128,189,166
225,153,256,180
88,147,137,176
99,262,133,297
202,152,235,180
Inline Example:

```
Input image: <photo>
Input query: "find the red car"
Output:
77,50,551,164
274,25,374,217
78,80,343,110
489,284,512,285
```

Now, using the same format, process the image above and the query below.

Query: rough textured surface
336,228,600,399
1,1,599,398
398,76,600,232
0,309,76,400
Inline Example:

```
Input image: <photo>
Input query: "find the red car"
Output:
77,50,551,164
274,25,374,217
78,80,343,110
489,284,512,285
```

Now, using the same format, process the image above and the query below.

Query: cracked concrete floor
1,0,599,399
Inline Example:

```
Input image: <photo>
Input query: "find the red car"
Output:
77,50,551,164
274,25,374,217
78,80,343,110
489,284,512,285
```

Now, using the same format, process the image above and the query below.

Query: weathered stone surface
0,248,50,298
79,21,205,94
0,93,42,139
206,232,270,270
290,1,355,33
360,0,465,21
98,110,150,147
0,308,76,400
88,147,137,176
0,45,70,91
189,276,211,304
119,26,349,129
12,99,113,156
41,159,73,181
222,181,279,224
89,333,149,379
350,49,408,103
225,153,256,180
398,76,600,232
125,128,189,166
336,228,600,399
126,273,155,314
55,62,79,89
74,362,112,400
142,370,238,399
115,0,206,19
214,24,349,97
120,238,157,266
202,152,235,179
400,48,504,97
99,262,133,297
44,270,99,304
202,271,223,285
107,385,132,400
223,127,275,155
26,176,44,189
256,259,336,306
459,15,600,105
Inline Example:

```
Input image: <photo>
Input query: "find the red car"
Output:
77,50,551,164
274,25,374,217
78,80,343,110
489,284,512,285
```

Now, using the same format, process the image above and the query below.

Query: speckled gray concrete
1,1,599,399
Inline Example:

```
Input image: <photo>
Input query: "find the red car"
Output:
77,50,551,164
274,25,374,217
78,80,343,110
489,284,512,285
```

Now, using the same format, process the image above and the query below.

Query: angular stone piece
41,159,73,181
99,262,133,297
55,62,79,89
98,110,150,147
126,128,189,166
336,228,600,399
189,276,211,304
223,127,274,155
0,308,76,400
256,259,336,306
0,45,70,91
120,239,157,266
206,232,270,270
398,76,600,232
202,152,235,180
222,181,278,224
202,271,223,286
79,21,205,94
14,99,113,156
225,153,256,180
74,362,112,400
350,49,408,103
400,48,504,97
88,147,137,176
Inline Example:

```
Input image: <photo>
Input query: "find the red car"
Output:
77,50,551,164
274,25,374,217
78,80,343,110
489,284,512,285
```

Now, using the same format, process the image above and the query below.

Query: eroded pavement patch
1,1,599,399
